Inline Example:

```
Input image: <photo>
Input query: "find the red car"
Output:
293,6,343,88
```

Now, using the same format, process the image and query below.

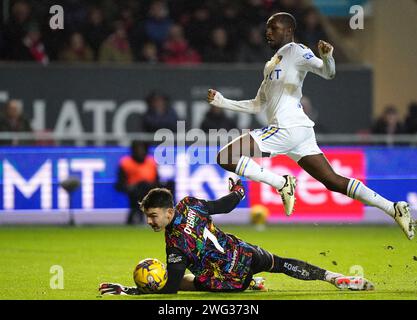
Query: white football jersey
211,42,336,128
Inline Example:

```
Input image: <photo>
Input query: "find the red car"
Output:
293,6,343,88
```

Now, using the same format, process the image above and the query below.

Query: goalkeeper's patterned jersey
165,197,254,291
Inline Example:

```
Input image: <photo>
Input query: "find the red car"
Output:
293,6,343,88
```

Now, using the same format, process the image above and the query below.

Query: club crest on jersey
303,52,314,60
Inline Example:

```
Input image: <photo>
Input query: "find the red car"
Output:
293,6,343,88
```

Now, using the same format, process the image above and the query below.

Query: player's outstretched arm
99,251,190,296
204,178,246,215
99,283,141,295
317,40,336,79
296,40,335,80
207,83,266,114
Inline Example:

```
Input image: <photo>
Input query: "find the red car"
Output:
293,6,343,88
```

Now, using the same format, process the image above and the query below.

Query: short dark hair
139,188,174,211
146,91,169,106
270,12,297,32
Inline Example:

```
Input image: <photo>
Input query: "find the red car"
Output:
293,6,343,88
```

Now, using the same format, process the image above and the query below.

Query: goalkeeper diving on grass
99,179,374,295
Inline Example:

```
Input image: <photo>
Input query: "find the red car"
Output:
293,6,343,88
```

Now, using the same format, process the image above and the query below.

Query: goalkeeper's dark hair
270,12,297,32
139,188,174,211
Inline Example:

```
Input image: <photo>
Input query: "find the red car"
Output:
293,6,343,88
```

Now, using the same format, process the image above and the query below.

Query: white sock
347,178,395,217
324,271,343,283
235,156,286,190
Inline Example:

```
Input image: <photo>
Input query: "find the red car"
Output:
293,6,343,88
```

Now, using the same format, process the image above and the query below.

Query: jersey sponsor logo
184,209,197,235
267,68,282,80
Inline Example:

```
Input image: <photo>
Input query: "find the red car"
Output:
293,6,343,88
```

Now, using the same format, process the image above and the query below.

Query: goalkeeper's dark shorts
247,242,275,275
193,243,274,293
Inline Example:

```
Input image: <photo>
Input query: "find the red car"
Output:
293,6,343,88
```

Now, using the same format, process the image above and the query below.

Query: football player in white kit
207,12,415,240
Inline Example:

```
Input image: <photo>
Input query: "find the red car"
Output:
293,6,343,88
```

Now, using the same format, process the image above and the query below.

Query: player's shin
347,179,415,240
346,178,394,217
270,256,327,281
235,156,286,189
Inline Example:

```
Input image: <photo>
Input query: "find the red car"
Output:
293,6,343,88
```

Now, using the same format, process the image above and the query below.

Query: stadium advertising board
0,65,372,134
0,146,415,223
249,149,365,221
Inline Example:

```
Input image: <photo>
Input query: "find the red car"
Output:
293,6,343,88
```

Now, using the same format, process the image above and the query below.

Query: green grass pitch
1,225,416,300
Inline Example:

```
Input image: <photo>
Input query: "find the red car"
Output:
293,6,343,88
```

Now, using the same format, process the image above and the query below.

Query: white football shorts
249,126,322,162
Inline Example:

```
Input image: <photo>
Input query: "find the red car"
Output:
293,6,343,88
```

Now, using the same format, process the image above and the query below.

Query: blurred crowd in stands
0,0,331,65
371,104,417,136
0,0,415,145
1,94,416,146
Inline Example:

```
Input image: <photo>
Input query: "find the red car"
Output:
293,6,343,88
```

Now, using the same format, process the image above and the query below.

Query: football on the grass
133,258,167,292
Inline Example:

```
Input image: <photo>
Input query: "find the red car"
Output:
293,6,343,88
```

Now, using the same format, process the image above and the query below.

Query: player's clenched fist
318,40,333,57
207,89,217,103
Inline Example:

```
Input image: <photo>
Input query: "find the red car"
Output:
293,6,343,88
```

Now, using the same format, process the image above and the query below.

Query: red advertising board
248,149,366,222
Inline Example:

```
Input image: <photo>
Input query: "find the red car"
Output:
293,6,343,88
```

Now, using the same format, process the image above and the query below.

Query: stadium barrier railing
0,132,416,146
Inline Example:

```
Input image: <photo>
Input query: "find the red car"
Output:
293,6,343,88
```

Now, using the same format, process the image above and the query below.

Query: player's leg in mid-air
298,153,415,240
249,245,374,291
216,132,296,215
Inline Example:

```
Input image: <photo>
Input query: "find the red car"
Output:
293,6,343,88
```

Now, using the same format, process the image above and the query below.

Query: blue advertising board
0,146,416,221
0,147,128,211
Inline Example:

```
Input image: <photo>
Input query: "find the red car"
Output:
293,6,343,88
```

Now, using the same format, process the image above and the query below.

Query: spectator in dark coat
371,105,405,135
404,102,417,134
298,6,328,56
204,27,235,63
0,99,33,145
200,106,238,132
143,92,178,132
185,5,213,54
2,0,33,60
144,0,173,47
83,7,110,60
237,26,271,63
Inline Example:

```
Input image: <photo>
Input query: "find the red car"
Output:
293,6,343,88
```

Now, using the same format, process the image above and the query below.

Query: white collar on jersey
276,41,295,55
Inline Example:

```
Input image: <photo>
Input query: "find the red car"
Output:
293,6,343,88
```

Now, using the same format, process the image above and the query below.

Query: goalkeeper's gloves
99,283,140,295
229,177,245,200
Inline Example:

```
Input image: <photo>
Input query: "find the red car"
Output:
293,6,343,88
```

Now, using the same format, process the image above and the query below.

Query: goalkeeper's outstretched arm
203,178,246,215
99,249,195,295
99,274,196,295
